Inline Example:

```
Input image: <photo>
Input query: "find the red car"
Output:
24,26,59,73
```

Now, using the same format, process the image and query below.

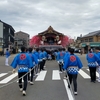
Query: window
9,28,10,33
98,37,100,42
85,39,88,42
81,40,84,43
89,38,93,42
0,38,3,42
9,36,10,41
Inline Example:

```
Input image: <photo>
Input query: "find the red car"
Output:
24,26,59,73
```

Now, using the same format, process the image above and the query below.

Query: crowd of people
10,47,47,96
55,47,83,95
4,46,100,96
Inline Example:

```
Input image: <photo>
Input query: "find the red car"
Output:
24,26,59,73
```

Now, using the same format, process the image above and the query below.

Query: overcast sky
0,0,100,39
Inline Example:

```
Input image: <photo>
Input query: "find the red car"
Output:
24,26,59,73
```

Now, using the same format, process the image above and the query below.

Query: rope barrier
0,66,36,89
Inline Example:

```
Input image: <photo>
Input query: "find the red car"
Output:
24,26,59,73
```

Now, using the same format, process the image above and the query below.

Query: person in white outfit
5,49,10,66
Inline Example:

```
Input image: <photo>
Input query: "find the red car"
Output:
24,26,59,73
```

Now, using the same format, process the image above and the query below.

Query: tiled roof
15,31,29,35
38,26,63,35
83,30,100,37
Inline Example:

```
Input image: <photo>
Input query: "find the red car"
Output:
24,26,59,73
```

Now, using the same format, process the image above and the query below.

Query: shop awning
90,42,100,47
81,43,86,47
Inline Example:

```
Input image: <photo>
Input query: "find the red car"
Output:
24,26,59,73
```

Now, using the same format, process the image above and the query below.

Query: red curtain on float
29,35,41,47
30,35,72,47
61,35,70,47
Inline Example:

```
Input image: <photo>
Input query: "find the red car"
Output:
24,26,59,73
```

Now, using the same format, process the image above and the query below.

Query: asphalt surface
0,54,100,100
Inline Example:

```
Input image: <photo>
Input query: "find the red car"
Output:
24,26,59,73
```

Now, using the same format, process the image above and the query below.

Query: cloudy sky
0,0,100,39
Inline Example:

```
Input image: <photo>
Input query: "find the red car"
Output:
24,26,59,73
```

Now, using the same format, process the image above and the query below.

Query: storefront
81,42,100,53
90,42,100,52
90,42,100,47
81,43,86,47
81,43,89,54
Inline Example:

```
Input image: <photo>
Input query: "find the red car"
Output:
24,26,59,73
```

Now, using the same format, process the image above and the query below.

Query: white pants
5,58,9,65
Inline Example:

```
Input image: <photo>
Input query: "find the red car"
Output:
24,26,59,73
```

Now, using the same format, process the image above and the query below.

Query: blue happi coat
63,51,70,63
43,51,48,60
63,54,83,74
27,52,38,66
10,53,33,73
5,51,10,58
57,51,65,63
96,52,100,66
38,51,44,62
86,52,100,67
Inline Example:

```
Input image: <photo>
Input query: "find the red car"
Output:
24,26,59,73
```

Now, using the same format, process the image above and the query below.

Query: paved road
0,54,100,100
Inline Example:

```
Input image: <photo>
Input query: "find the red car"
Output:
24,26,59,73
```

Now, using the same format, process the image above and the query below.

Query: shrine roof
38,26,64,36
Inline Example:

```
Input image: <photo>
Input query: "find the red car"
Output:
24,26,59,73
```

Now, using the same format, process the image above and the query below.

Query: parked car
74,48,80,53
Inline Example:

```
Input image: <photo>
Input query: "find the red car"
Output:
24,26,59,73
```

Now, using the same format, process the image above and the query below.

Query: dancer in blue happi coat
57,48,65,73
63,47,71,63
33,48,40,74
42,48,47,69
63,47,71,79
63,48,83,95
54,50,58,60
27,47,38,85
11,46,33,96
86,48,100,83
38,48,45,71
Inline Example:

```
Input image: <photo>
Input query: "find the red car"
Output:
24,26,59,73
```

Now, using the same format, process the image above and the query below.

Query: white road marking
79,69,90,78
35,71,47,81
52,70,61,80
63,79,74,100
87,69,99,77
0,73,7,77
0,73,18,84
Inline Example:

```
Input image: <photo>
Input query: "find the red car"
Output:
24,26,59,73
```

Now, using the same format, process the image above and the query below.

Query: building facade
0,20,15,54
80,31,100,53
14,31,30,52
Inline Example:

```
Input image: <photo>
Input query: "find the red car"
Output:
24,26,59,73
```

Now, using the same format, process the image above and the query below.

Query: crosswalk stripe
35,71,47,81
52,70,61,80
0,69,97,84
79,69,90,78
87,69,99,77
0,73,18,84
63,79,74,100
0,73,7,78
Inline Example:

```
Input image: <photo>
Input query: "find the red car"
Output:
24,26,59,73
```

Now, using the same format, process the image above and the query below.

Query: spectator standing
5,48,10,66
